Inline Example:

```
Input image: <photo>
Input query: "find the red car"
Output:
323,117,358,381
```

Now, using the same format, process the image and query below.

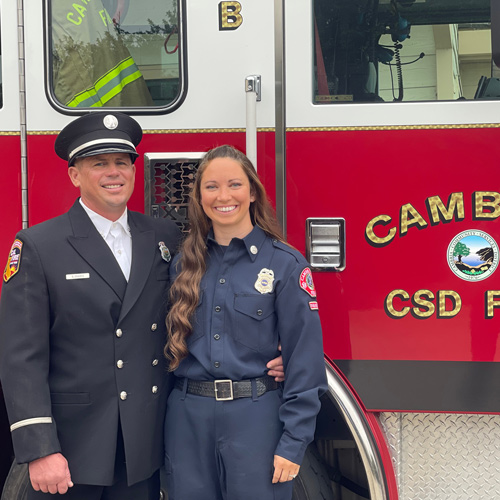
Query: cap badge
3,239,23,283
103,114,119,130
158,241,171,262
299,267,316,297
255,268,274,294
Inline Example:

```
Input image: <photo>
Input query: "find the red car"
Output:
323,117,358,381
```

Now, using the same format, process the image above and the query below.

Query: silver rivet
152,386,158,394
120,391,127,400
151,323,157,331
117,360,124,369
152,359,159,366
116,329,123,337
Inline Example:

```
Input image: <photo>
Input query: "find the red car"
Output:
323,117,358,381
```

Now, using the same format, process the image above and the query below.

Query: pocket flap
234,294,275,320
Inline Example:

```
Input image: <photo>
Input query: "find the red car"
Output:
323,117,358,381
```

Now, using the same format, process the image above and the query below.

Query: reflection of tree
477,246,493,263
454,242,470,263
54,33,128,69
115,5,178,40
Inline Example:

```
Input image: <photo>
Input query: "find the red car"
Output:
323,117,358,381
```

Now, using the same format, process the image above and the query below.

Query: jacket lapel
67,200,127,301
118,211,156,321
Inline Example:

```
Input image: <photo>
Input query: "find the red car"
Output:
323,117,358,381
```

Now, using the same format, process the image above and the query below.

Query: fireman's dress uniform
51,0,154,107
0,113,180,498
164,225,327,500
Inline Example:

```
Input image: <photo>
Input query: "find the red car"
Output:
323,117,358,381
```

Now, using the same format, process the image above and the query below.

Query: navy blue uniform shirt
169,225,327,464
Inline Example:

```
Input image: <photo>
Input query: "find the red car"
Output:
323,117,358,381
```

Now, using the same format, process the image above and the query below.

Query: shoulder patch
3,239,23,283
299,267,316,298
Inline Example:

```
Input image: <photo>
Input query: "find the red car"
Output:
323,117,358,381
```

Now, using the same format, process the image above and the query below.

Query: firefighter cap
55,112,143,166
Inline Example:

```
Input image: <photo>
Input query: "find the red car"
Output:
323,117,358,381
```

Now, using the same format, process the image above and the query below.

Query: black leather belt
174,376,279,401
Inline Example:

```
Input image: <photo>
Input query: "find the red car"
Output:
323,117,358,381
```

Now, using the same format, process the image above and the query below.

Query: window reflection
50,0,180,108
314,0,492,103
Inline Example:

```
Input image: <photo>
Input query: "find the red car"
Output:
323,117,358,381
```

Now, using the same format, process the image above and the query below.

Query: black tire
292,444,337,500
1,461,28,500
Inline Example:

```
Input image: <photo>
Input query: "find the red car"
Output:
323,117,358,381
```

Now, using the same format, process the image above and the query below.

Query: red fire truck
2,0,500,498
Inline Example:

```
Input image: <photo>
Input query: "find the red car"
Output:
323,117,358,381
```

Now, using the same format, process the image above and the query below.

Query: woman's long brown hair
165,145,285,370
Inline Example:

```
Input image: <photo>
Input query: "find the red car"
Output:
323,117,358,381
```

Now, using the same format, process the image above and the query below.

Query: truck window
314,0,493,103
48,0,182,109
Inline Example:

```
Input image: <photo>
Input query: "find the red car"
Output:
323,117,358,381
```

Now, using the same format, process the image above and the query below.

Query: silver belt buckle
214,379,234,401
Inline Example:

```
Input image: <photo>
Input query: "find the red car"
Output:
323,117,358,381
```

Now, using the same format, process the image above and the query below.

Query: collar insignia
158,241,171,262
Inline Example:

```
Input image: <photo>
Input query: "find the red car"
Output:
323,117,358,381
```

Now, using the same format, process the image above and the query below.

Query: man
0,111,284,499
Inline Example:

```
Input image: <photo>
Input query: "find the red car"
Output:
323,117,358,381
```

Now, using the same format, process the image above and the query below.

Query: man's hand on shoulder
29,453,74,494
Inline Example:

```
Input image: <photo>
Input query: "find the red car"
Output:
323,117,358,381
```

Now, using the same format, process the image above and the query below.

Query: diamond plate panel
378,412,500,500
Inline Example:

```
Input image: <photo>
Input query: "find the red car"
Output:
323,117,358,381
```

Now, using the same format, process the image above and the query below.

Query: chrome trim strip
274,0,286,236
325,362,389,500
18,0,28,229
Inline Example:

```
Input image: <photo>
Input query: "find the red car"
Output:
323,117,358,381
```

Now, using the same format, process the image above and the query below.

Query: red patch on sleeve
299,267,316,298
3,239,23,283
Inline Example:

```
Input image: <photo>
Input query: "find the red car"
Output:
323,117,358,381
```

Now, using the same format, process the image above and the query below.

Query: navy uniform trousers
164,386,292,500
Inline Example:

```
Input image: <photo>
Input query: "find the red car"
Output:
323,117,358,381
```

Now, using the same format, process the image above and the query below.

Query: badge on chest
254,268,275,294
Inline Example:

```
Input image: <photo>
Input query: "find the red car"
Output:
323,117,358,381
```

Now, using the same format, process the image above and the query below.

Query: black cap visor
68,141,138,166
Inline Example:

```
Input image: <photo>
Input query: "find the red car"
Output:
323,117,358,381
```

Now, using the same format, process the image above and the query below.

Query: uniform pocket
233,294,277,351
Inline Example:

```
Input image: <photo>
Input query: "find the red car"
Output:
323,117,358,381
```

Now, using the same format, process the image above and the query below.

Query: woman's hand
272,455,300,483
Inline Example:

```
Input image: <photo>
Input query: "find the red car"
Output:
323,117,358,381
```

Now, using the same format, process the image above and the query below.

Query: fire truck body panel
284,1,500,417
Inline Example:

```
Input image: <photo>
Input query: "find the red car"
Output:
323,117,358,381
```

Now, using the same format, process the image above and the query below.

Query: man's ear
68,166,81,188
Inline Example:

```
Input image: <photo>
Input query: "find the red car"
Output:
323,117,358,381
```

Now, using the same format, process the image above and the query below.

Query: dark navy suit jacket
0,200,181,486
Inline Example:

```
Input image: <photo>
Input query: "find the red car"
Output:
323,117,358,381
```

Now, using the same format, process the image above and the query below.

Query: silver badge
250,245,258,255
254,268,274,294
158,241,171,262
103,114,118,130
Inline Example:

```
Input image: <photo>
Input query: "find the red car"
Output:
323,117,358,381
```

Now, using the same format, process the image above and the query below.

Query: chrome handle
306,218,345,271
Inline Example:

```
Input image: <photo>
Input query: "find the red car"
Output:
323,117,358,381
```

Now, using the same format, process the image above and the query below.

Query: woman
164,145,327,500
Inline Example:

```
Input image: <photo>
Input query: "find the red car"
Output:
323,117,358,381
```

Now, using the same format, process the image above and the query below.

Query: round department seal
103,114,119,130
447,230,498,282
